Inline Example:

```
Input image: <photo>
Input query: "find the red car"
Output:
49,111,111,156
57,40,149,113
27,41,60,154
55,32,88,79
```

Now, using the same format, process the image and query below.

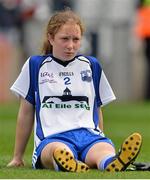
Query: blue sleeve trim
86,56,102,106
85,56,103,129
26,55,50,140
25,55,50,105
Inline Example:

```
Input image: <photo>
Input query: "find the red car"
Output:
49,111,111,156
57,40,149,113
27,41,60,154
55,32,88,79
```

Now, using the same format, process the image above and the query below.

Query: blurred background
0,0,150,103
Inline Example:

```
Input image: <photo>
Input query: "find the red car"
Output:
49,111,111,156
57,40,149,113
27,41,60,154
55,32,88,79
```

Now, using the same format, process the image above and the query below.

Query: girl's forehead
58,22,81,31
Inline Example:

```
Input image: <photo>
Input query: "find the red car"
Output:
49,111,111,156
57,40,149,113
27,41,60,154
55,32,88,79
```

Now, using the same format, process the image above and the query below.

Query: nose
66,40,74,50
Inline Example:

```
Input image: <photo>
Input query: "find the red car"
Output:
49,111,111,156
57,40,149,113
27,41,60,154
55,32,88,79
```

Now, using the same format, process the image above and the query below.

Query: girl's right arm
7,97,34,167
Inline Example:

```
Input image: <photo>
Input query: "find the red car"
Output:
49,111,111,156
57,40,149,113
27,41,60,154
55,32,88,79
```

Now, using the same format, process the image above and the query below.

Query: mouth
65,52,74,55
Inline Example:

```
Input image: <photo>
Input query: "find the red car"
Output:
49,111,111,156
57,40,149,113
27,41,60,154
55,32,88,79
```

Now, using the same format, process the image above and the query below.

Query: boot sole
53,148,89,172
106,132,142,172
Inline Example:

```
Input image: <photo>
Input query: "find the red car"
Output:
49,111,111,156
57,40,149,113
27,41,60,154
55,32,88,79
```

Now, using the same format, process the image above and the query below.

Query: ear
47,33,54,45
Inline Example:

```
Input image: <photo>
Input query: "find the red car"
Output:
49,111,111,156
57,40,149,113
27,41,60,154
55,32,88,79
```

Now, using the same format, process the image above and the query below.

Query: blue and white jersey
10,54,116,149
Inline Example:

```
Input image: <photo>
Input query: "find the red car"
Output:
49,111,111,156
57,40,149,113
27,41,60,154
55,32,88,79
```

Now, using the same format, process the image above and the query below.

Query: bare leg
85,142,115,168
85,133,142,172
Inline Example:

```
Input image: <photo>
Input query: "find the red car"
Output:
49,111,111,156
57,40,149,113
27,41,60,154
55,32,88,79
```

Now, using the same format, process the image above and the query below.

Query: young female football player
7,8,142,172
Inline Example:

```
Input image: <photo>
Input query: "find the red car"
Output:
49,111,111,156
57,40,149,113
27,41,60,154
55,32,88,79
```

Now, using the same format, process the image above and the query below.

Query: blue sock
98,155,115,170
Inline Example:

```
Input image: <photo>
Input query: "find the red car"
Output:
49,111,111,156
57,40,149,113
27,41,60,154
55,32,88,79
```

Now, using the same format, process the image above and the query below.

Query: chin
65,54,75,60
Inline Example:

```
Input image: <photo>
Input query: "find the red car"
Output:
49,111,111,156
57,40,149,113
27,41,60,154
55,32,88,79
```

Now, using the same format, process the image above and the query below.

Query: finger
7,161,24,167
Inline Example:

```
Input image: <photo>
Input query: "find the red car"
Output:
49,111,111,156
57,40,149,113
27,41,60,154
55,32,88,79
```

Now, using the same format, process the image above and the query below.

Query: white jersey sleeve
99,70,116,106
10,57,35,104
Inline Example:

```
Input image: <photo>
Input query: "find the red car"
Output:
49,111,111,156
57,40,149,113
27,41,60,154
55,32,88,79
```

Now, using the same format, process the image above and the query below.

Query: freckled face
48,22,82,61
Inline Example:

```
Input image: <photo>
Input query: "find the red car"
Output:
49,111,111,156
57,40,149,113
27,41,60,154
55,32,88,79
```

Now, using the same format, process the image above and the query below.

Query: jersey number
64,77,71,85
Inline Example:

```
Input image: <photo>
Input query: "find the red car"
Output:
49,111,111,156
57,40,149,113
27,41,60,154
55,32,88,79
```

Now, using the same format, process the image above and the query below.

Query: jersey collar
52,55,76,67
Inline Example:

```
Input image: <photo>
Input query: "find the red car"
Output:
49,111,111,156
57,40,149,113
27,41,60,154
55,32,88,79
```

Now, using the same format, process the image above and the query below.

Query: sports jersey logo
40,72,57,84
41,72,53,78
42,88,90,110
59,71,74,77
80,70,92,82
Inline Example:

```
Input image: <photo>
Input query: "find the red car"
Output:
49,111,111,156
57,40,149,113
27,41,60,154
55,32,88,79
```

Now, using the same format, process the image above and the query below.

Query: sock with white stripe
98,155,115,170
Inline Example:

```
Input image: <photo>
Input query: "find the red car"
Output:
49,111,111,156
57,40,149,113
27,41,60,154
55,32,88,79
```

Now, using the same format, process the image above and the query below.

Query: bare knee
85,142,115,168
40,142,73,169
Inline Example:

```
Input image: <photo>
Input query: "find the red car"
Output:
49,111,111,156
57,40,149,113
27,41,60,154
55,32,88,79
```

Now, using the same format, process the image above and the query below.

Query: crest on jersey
80,70,92,82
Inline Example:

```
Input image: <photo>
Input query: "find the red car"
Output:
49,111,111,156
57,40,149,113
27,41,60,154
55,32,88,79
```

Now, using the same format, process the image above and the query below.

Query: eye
73,37,80,42
62,37,69,40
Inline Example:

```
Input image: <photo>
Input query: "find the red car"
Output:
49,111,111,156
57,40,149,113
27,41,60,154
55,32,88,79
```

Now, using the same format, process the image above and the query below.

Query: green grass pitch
0,101,150,178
